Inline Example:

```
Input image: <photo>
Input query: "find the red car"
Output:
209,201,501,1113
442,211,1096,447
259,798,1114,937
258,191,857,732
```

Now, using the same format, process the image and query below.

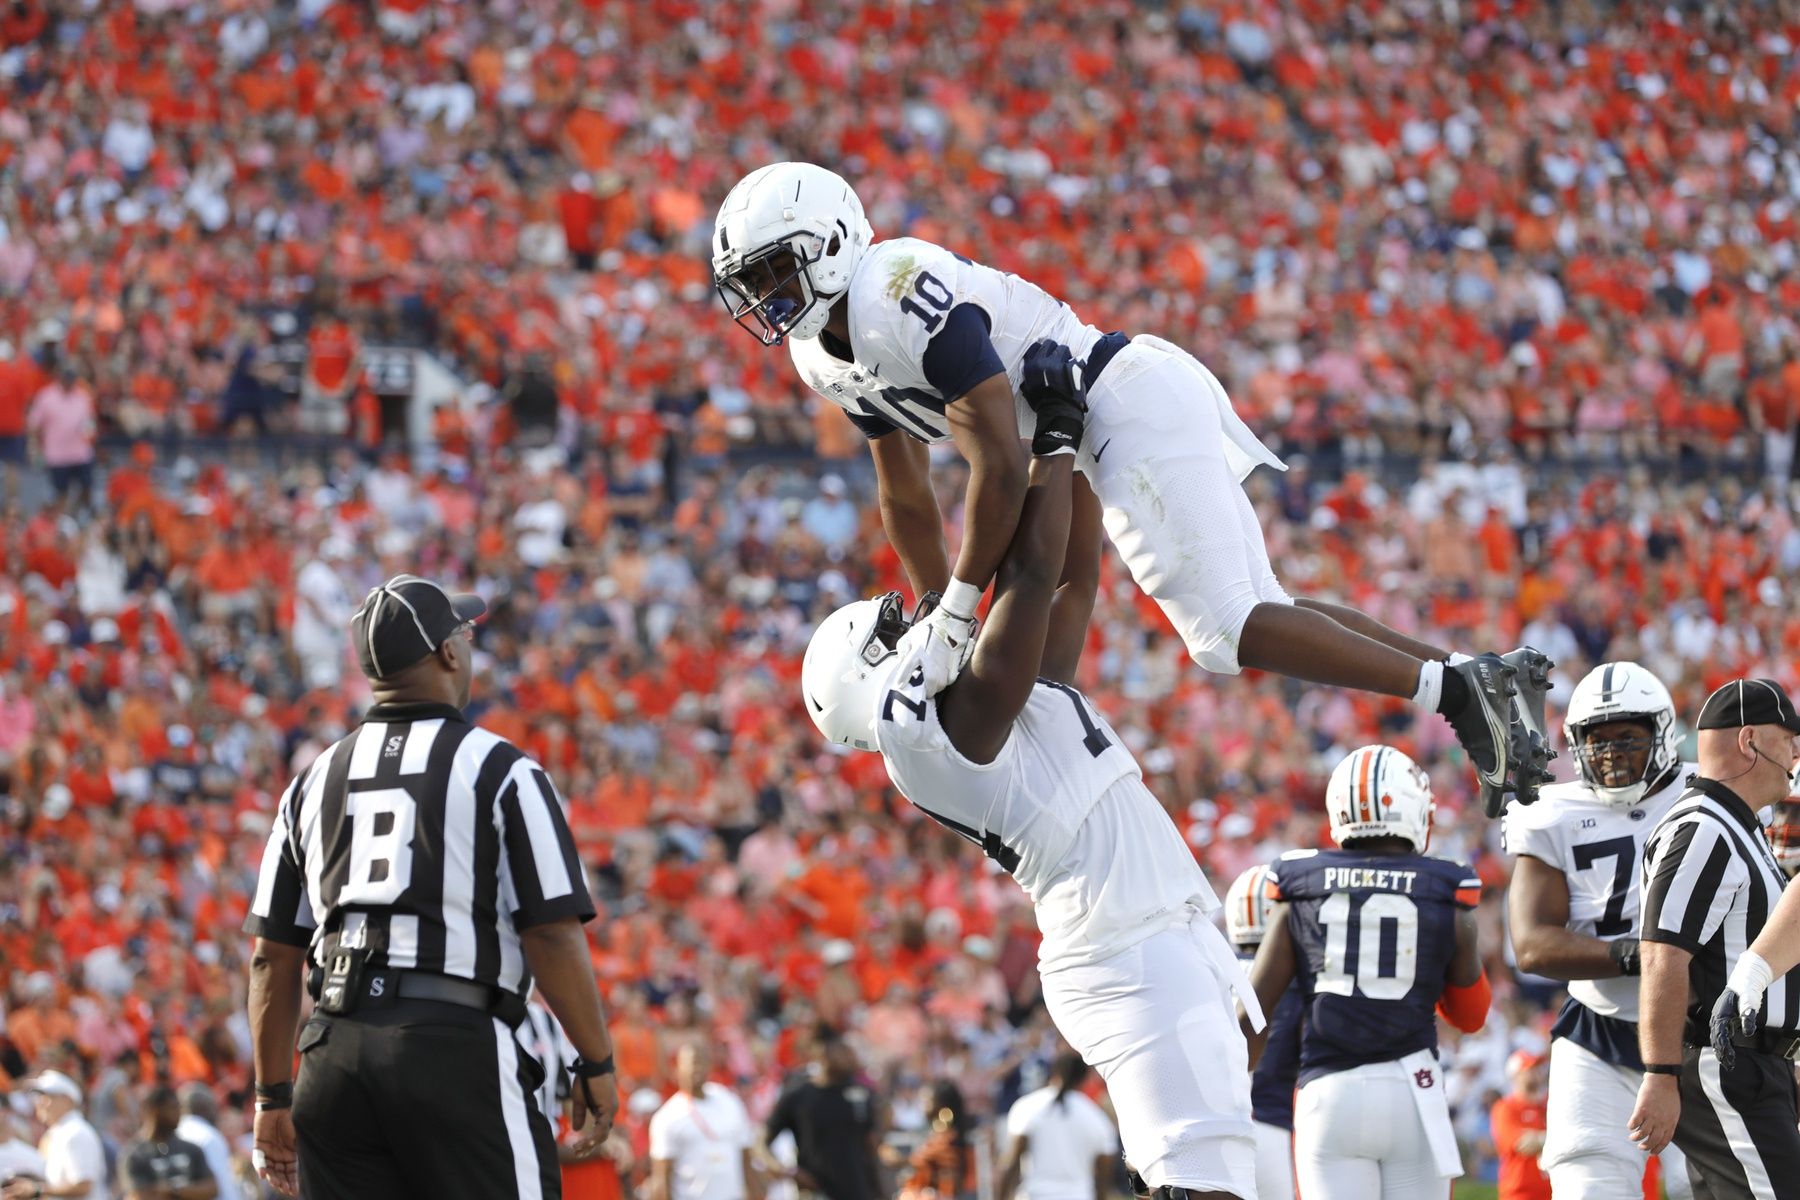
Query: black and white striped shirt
1642,777,1800,1044
244,701,595,997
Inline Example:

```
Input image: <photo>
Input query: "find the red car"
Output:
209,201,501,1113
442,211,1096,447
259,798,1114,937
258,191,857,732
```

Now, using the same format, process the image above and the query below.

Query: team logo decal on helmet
1325,744,1435,852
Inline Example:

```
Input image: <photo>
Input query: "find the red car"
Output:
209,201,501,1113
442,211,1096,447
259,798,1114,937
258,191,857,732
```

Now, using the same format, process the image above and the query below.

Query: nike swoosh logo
1093,438,1112,462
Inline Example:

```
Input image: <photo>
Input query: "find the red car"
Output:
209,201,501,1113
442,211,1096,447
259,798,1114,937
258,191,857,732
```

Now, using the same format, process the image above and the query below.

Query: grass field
1454,1185,1498,1200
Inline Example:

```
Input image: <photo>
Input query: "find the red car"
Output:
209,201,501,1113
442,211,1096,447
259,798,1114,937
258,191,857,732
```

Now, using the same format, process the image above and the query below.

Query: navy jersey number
1038,679,1112,758
1572,836,1635,937
898,270,954,332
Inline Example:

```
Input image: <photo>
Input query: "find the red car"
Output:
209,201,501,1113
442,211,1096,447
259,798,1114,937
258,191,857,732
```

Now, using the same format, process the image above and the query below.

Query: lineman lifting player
714,160,1555,815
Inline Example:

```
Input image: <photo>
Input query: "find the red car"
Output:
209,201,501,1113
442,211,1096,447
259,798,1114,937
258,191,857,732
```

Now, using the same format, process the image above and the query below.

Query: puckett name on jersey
1320,866,1424,894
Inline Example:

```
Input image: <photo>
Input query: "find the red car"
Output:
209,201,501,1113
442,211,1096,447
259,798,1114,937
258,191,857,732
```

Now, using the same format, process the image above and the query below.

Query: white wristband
1730,950,1774,998
941,577,982,620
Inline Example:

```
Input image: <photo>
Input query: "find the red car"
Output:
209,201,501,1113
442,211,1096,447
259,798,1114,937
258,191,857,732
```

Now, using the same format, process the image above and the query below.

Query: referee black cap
1697,678,1800,734
351,574,486,679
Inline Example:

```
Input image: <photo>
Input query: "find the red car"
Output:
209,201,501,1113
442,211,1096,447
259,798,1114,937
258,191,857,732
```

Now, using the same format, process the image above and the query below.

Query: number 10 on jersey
1316,892,1419,1000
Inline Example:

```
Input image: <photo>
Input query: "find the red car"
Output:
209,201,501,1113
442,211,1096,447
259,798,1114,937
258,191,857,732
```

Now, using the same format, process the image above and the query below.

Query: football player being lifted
802,367,1261,1198
1243,746,1490,1200
1502,663,1694,1199
715,161,1552,815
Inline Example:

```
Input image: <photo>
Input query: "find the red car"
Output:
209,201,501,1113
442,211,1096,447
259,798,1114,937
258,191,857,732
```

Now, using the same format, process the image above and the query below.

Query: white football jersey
790,237,1105,444
871,639,1219,971
1501,763,1696,1020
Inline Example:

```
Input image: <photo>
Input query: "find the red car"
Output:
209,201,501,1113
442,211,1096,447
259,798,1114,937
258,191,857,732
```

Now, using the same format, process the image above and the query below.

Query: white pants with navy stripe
1542,1037,1692,1199
1674,1044,1800,1200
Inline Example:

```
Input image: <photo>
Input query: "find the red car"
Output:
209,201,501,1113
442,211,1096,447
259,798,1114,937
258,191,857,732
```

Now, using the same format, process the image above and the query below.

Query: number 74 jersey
1500,765,1696,1021
1271,848,1480,1086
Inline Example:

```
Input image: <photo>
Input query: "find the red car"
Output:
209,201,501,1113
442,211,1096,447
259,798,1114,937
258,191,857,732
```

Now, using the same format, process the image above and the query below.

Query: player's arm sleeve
498,757,598,929
921,304,1006,402
1641,816,1739,954
243,771,317,947
1453,864,1482,910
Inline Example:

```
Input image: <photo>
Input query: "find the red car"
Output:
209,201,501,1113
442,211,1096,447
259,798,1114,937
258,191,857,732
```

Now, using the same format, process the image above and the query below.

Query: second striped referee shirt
1642,776,1799,1044
245,700,595,995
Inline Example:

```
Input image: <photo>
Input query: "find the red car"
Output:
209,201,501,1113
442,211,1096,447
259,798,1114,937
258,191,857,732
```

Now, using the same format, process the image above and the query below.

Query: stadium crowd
3,0,1800,1195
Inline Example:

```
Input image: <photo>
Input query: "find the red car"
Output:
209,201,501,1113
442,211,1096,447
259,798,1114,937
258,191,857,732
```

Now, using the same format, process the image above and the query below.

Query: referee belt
1693,1030,1800,1061
365,971,525,1029
396,973,502,1011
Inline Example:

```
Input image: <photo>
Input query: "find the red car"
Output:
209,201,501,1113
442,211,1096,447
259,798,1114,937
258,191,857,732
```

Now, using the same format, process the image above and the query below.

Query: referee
244,574,621,1199
1629,678,1800,1197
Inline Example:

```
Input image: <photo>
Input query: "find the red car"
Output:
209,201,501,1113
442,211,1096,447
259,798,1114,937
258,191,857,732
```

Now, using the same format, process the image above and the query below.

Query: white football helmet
1326,744,1435,852
802,593,909,752
713,162,874,345
1225,864,1278,949
1563,661,1680,809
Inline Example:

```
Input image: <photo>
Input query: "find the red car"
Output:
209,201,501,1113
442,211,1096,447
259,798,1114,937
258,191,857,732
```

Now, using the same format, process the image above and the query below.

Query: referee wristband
572,1054,615,1079
1642,1062,1682,1077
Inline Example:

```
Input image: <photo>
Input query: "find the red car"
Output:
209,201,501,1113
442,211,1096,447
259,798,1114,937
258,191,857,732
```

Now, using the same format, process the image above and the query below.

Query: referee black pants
1675,1045,1800,1199
293,1000,561,1200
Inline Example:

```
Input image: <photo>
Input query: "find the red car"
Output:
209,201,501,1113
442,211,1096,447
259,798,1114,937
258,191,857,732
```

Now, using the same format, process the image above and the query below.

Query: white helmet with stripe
1225,864,1278,949
713,161,874,345
1563,661,1680,809
1325,744,1435,852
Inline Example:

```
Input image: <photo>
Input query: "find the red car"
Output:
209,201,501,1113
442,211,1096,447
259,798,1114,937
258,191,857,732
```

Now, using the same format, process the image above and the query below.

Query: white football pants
1543,1037,1692,1199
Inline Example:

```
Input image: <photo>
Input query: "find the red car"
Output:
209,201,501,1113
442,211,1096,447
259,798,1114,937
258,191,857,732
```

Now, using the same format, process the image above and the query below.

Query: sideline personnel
1629,679,1800,1197
245,574,620,1199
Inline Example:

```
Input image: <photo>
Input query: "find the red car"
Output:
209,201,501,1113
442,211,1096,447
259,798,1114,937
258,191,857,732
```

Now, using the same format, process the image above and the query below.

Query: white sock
1413,660,1445,711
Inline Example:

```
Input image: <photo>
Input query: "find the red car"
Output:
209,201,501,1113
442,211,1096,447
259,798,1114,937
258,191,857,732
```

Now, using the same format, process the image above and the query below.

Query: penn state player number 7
1317,892,1419,1000
1571,836,1633,937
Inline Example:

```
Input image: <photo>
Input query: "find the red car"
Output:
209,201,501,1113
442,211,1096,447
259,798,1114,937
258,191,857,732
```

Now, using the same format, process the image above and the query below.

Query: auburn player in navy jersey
1224,865,1301,1200
1241,745,1490,1200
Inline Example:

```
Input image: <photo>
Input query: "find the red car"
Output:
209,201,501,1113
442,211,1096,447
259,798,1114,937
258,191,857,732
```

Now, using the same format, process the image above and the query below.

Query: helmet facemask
715,236,836,346
801,592,910,752
1571,715,1667,808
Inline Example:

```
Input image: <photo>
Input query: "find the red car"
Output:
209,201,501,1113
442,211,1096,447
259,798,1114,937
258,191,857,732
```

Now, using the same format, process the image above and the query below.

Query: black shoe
1446,653,1524,818
1502,646,1557,807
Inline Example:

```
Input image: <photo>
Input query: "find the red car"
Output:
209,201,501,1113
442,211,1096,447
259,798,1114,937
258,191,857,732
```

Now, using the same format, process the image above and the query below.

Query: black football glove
1711,987,1741,1071
1020,338,1086,457
1608,937,1641,977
